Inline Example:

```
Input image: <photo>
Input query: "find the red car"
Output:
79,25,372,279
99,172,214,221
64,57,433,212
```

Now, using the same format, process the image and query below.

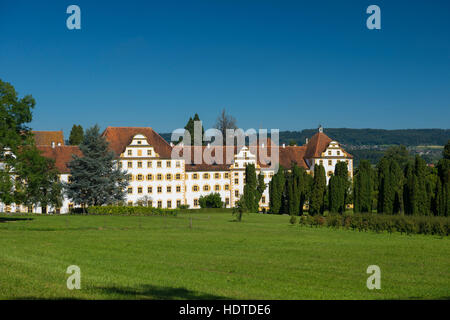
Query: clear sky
1,0,449,137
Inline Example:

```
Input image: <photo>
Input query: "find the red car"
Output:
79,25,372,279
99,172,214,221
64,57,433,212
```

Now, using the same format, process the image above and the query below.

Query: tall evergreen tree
183,114,205,146
309,165,326,215
390,159,404,214
436,156,450,216
354,160,373,213
414,155,429,215
257,172,266,201
65,125,129,209
269,166,285,214
69,125,84,145
377,157,395,214
404,162,419,215
242,163,259,212
328,161,349,214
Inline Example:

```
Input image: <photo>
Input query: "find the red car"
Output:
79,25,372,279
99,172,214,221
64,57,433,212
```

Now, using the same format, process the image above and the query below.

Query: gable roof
304,131,333,158
32,131,65,146
101,127,173,158
37,145,82,173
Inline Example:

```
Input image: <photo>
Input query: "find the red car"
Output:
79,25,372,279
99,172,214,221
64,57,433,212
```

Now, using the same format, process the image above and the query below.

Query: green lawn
0,212,449,299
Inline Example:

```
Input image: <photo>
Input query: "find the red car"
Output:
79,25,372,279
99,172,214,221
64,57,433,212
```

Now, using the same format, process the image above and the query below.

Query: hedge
298,213,449,236
82,206,178,216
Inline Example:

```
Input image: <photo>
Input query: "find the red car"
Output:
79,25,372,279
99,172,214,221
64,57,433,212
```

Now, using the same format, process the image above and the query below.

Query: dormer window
337,151,340,156
137,140,141,145
128,150,132,156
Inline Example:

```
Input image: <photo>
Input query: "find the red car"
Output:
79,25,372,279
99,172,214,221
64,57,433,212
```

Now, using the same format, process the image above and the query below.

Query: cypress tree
354,160,373,213
242,163,259,212
309,165,326,215
390,159,404,214
377,157,394,214
65,125,129,209
404,163,419,215
414,155,429,215
269,166,285,214
69,125,84,145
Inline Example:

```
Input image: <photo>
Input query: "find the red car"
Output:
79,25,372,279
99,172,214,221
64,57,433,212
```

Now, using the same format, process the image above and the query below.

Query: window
235,163,239,168
167,200,172,208
147,161,152,168
157,161,162,168
203,173,210,179
147,150,152,156
68,175,73,183
328,160,332,166
225,198,229,205
166,173,172,181
127,187,133,194
235,178,239,184
224,184,229,191
176,200,181,207
166,161,171,168
193,173,199,180
203,185,210,191
138,150,142,156
328,171,333,177
175,173,181,180
214,184,220,191
137,140,141,145
147,200,153,207
128,201,133,206
157,174,162,180
128,150,132,156
319,160,323,166
176,185,181,193
127,161,132,168
137,161,142,168
234,172,239,176
224,173,229,178
167,186,172,193
262,196,266,203
137,187,143,194
157,201,162,208
194,199,199,207
147,186,153,193
137,174,143,181
214,173,220,179
193,185,199,192
127,175,133,182
337,151,341,156
147,174,153,181
235,190,239,197
176,161,180,168
157,186,162,193
328,151,331,155
118,162,122,169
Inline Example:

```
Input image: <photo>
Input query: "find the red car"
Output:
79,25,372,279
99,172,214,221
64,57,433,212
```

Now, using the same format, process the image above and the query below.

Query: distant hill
160,129,450,147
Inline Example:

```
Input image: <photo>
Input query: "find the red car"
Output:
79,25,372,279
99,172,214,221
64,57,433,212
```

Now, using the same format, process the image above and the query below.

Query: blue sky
1,0,449,137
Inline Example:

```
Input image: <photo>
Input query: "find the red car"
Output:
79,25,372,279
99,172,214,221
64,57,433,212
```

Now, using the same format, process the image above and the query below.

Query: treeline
268,142,450,217
278,128,450,147
161,129,450,147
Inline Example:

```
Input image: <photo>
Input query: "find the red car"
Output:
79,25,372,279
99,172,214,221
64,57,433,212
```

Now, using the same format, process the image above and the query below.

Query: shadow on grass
94,284,231,300
0,217,33,223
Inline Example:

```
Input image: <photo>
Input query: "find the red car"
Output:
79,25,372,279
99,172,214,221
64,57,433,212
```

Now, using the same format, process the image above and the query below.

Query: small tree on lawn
65,125,128,210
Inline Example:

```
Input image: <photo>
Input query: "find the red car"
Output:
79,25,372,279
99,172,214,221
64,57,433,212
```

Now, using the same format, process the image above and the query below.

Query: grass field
0,212,449,300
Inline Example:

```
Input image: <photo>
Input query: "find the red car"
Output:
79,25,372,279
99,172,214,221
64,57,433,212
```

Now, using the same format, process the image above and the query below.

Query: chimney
170,142,174,147
282,143,285,148
306,138,309,144
318,125,323,133
51,141,55,148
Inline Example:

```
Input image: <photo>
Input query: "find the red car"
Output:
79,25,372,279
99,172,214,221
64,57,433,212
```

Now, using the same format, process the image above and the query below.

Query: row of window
120,160,182,169
128,185,184,194
128,173,183,181
319,159,350,166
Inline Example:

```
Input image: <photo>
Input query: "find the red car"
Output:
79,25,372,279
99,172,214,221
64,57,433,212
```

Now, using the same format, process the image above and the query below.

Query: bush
84,205,178,216
297,213,449,236
199,193,224,208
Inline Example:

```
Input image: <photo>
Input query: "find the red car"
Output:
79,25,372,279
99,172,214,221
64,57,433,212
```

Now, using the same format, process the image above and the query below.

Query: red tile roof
32,131,65,146
101,127,173,158
304,131,333,158
37,146,82,173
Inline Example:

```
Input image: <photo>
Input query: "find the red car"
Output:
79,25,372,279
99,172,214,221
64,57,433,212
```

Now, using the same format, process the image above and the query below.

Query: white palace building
0,126,353,214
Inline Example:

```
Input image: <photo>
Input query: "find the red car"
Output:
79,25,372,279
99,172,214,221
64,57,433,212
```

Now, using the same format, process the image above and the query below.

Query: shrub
297,213,449,236
85,205,178,216
199,193,224,208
